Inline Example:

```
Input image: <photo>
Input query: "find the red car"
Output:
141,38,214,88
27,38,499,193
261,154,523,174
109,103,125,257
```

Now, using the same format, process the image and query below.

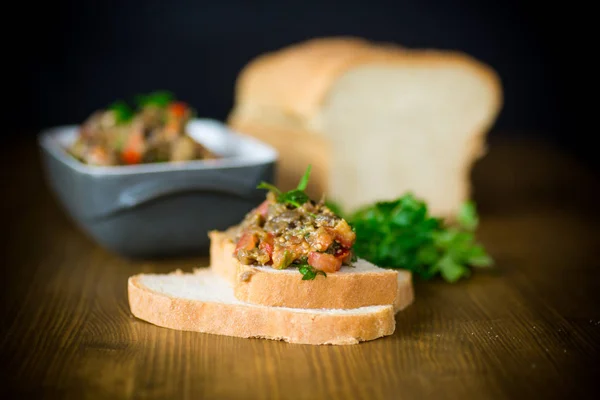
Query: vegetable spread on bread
226,165,356,280
68,91,218,166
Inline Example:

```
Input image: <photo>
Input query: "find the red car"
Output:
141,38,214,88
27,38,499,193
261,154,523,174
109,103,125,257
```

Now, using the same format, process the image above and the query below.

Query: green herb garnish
457,200,479,231
108,100,134,124
348,193,493,283
257,165,312,208
134,90,174,109
298,264,327,280
296,164,311,191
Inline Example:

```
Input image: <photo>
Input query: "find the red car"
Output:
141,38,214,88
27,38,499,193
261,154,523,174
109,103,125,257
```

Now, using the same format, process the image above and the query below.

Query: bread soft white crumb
251,258,390,275
139,270,389,315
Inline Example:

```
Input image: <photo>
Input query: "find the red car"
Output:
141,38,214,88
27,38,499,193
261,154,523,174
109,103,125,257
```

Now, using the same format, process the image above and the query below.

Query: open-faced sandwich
128,165,414,345
68,91,218,166
209,165,413,310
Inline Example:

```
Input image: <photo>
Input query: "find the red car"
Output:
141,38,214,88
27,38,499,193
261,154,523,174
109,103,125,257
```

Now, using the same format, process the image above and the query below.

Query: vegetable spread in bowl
225,166,356,279
68,91,218,166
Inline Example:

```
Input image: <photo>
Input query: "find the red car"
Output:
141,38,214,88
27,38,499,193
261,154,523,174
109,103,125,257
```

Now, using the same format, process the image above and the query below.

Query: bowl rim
38,118,278,176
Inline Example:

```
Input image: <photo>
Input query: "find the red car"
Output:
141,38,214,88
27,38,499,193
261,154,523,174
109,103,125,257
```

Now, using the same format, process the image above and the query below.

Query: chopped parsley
108,100,134,124
134,90,175,109
106,90,176,124
298,264,327,280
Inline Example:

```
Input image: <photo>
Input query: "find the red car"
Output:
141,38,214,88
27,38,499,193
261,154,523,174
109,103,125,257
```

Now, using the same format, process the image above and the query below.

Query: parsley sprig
257,165,312,208
108,100,135,124
134,90,175,109
293,257,327,280
345,193,493,283
298,264,327,280
106,90,177,125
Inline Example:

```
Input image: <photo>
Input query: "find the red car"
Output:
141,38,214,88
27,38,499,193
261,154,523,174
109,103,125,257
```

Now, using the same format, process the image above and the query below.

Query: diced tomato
259,233,274,257
259,241,274,258
235,232,258,252
310,226,334,251
121,130,144,164
308,252,342,273
334,247,350,260
330,220,356,248
121,149,142,164
168,101,188,118
256,200,270,218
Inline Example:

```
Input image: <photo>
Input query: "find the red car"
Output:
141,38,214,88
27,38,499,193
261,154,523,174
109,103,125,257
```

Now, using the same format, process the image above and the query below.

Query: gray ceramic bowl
38,119,278,259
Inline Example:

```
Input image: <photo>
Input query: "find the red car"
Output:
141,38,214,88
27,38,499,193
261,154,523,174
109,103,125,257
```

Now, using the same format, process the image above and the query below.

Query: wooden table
2,135,599,399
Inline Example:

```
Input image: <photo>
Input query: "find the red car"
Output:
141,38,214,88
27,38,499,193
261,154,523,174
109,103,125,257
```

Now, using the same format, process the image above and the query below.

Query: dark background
12,0,584,168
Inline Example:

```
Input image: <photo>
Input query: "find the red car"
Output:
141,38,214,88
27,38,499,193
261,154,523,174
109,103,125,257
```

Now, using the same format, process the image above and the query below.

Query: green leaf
457,201,479,231
296,164,312,191
347,192,494,283
437,255,470,283
278,189,310,208
255,164,313,209
108,101,134,124
256,181,282,195
135,90,174,109
416,244,439,266
298,264,326,280
466,245,494,267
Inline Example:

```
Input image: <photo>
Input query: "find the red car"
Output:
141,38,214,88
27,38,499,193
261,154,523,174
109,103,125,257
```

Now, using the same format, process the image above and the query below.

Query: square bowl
38,118,278,259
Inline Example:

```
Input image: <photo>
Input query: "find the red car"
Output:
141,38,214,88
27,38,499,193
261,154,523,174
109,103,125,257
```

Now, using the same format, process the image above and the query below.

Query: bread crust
230,36,502,124
208,230,414,311
128,271,396,345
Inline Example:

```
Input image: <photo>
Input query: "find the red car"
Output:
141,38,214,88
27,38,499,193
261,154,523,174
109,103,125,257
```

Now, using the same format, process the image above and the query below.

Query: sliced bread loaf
128,269,396,345
208,230,414,311
227,36,502,219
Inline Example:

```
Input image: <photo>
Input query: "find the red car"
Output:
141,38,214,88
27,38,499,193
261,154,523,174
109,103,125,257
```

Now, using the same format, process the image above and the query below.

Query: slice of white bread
128,269,396,345
208,230,414,311
227,36,502,218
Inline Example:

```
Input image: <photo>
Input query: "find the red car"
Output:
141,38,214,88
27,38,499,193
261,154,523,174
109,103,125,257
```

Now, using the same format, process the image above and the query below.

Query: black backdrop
13,0,580,166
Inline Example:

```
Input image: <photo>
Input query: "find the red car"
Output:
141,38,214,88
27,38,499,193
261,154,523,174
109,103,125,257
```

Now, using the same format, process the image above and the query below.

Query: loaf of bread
227,37,502,218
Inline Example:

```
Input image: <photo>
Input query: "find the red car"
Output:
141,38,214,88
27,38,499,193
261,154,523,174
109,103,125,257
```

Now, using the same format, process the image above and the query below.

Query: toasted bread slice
208,230,414,311
128,269,396,345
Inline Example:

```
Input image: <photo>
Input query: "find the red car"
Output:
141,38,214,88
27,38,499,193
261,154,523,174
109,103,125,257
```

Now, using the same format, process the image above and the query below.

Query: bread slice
208,230,414,311
128,269,396,345
227,36,502,219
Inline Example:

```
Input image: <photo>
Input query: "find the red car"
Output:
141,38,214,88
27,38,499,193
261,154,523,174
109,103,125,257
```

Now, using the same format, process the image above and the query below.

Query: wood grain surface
1,135,599,399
